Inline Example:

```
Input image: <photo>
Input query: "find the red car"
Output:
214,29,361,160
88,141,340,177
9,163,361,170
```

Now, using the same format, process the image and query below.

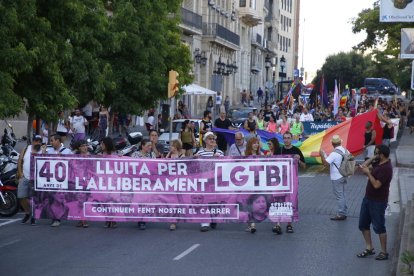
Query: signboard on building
401,28,414,59
380,0,414,22
411,60,414,90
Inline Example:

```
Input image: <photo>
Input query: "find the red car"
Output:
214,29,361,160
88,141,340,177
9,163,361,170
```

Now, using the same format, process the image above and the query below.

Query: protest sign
32,155,299,223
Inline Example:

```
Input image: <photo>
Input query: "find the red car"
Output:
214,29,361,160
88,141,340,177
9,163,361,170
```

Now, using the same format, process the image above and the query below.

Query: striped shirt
197,148,224,157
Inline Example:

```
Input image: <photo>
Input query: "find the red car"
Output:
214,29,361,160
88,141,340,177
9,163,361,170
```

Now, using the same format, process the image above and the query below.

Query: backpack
333,148,356,177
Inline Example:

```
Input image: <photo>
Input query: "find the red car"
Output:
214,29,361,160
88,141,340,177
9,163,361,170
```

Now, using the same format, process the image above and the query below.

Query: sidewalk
395,129,414,206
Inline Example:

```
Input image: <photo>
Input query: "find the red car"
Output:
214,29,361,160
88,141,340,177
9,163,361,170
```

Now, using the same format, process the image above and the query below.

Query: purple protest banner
31,155,299,223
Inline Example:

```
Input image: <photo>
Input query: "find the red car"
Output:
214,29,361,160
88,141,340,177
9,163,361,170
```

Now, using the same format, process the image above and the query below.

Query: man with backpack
320,134,354,221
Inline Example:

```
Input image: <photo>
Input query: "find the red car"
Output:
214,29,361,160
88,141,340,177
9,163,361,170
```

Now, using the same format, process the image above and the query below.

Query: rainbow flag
299,110,382,164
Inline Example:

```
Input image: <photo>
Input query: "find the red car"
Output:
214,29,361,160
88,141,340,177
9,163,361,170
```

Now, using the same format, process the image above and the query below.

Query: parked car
158,119,201,153
227,107,257,127
363,78,398,95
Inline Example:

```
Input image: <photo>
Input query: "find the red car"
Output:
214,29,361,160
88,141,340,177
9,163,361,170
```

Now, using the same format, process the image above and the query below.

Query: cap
203,131,216,142
33,135,42,142
331,135,342,144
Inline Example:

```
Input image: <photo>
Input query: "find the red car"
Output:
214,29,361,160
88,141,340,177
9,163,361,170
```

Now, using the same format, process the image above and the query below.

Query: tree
0,1,116,138
351,0,414,90
313,51,372,90
104,0,193,115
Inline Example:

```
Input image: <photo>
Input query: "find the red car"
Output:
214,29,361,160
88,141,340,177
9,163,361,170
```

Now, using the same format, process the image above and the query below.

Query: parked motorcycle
117,131,143,156
0,155,18,217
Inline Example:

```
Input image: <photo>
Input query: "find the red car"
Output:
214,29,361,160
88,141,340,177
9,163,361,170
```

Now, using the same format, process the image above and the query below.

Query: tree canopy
0,0,192,120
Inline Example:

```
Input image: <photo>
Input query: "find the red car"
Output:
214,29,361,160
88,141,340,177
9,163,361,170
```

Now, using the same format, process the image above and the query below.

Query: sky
299,0,376,78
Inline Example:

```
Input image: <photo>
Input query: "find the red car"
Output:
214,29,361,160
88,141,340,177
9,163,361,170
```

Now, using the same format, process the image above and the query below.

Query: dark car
363,78,398,95
228,107,257,127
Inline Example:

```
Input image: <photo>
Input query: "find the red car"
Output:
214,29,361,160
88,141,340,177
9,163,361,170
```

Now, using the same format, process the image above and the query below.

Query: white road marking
173,244,200,261
0,239,21,249
0,218,20,227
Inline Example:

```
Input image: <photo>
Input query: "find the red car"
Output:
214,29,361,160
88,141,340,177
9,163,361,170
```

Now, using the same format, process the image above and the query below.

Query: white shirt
23,145,42,179
70,115,86,134
216,95,222,105
325,146,346,180
300,113,314,122
228,142,246,156
147,115,155,126
46,144,72,155
82,103,93,117
56,118,68,133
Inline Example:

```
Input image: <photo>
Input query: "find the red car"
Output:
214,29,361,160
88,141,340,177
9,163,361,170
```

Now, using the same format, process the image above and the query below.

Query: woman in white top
56,111,69,143
165,139,184,231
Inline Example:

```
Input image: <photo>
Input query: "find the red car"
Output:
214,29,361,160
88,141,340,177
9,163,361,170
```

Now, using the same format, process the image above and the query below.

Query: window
240,0,247,7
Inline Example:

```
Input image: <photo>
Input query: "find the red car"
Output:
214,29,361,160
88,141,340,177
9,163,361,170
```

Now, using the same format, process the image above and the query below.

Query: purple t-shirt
365,160,393,202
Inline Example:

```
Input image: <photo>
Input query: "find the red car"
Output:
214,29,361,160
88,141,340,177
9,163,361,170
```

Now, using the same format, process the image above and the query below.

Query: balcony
180,7,202,35
251,33,262,47
238,6,262,26
203,23,240,50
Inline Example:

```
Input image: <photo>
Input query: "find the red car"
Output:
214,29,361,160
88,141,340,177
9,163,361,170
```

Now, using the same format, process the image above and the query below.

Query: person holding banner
195,132,224,232
228,132,246,156
380,113,394,147
99,137,119,229
266,138,281,156
132,138,156,230
43,134,72,227
363,121,376,160
272,131,305,234
243,137,264,233
17,135,43,226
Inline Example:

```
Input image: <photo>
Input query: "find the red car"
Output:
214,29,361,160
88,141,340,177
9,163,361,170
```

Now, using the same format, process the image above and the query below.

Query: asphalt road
0,167,399,276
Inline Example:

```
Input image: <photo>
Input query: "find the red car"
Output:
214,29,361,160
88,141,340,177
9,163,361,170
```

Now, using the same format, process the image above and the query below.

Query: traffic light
168,70,179,98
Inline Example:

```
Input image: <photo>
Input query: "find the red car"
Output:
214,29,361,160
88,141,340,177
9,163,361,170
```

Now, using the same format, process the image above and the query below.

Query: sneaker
51,220,60,227
30,218,36,226
138,222,146,230
245,223,256,234
169,223,177,231
286,225,294,233
21,214,30,224
272,225,283,235
200,226,210,232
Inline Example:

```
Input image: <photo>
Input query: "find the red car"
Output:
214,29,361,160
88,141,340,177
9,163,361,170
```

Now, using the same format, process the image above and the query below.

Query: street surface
0,164,399,276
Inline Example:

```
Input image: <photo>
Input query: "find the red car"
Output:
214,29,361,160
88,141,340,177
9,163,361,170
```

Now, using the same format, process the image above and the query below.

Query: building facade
180,0,300,117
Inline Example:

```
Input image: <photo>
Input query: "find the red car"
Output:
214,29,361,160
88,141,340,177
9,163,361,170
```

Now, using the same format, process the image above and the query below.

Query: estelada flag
299,110,382,164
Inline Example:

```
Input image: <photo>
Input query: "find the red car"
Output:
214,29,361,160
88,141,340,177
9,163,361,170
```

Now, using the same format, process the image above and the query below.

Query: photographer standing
357,145,393,261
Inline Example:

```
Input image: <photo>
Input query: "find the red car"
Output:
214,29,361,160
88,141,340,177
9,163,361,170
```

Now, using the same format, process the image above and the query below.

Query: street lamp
194,48,201,64
265,54,271,82
278,55,287,100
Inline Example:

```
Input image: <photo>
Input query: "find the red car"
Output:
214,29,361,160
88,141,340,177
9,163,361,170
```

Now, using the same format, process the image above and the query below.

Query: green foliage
401,250,414,274
105,0,192,114
313,51,371,90
0,0,192,120
351,1,414,90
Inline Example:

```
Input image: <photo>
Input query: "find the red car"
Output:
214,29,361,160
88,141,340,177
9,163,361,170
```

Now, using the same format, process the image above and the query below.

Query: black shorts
183,143,193,150
57,131,67,137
